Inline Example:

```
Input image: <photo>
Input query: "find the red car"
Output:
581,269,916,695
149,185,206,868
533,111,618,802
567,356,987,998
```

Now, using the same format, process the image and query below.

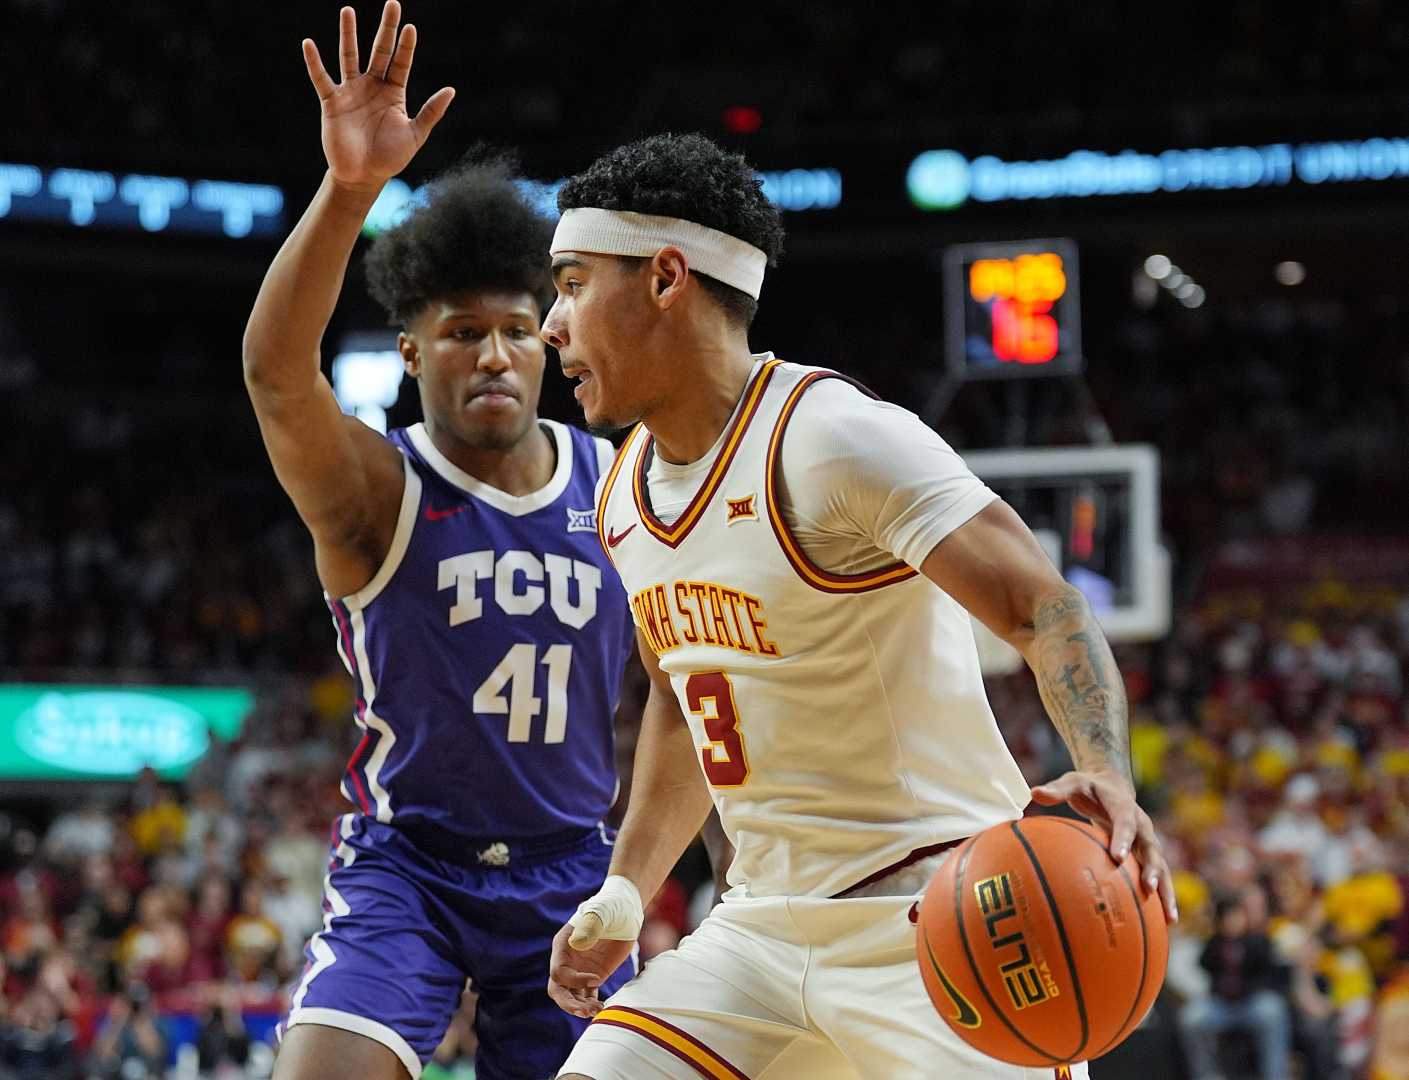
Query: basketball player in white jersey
540,134,1176,1079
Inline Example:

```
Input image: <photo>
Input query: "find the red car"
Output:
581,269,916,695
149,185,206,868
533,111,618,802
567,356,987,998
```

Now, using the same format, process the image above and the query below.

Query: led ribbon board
0,163,284,238
944,238,1082,380
362,168,844,237
909,136,1409,210
0,684,252,780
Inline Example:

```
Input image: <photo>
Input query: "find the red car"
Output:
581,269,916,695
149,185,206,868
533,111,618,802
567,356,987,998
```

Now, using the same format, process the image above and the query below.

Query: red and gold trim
595,424,646,567
765,371,919,593
593,1006,751,1080
632,360,782,548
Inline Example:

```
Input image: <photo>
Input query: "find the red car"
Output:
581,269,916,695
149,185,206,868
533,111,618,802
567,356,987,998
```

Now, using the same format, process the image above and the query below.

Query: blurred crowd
6,578,1405,1076
0,689,355,1078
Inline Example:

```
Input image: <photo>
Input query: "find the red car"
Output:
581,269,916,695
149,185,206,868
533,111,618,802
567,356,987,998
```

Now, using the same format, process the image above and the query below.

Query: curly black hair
557,133,785,327
364,149,555,327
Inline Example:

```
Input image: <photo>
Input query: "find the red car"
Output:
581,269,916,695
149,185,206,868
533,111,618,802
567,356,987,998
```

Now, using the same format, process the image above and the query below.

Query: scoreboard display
944,238,1083,380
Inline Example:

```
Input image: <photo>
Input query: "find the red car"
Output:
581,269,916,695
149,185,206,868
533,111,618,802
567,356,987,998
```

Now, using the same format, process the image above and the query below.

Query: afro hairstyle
556,133,784,328
364,149,555,328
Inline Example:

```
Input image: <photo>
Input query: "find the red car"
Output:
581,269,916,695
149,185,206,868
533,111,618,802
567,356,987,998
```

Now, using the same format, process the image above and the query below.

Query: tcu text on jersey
438,549,602,630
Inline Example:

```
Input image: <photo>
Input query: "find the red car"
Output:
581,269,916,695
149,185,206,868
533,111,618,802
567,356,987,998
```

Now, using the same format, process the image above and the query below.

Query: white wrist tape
569,874,644,945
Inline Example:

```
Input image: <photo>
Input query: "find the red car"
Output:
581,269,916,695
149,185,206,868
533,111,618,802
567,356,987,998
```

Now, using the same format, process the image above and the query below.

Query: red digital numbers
991,298,1059,363
970,253,1066,365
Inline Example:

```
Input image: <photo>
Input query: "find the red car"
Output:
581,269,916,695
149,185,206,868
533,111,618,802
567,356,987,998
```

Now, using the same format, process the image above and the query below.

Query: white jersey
597,358,1029,899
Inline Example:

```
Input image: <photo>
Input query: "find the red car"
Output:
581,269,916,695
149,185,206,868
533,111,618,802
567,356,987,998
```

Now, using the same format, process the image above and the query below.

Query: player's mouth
561,359,594,402
466,380,519,408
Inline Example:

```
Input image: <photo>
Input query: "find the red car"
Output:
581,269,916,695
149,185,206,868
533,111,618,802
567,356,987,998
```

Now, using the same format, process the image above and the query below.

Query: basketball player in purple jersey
243,5,634,1078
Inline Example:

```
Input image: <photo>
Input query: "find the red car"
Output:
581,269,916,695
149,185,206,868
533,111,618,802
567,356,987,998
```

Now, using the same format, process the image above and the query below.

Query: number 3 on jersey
686,671,749,787
473,643,571,743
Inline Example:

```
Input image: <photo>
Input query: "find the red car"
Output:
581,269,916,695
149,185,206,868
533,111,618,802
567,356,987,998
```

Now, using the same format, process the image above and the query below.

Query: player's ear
649,246,689,311
398,331,421,378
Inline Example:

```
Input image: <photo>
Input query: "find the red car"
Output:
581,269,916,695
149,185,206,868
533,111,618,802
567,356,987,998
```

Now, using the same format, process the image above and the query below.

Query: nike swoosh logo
606,523,636,548
921,932,981,1028
424,504,471,522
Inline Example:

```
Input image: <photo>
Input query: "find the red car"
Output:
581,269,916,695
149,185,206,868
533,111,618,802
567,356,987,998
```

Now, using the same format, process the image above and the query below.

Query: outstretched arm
243,2,453,598
922,499,1176,921
547,630,714,1017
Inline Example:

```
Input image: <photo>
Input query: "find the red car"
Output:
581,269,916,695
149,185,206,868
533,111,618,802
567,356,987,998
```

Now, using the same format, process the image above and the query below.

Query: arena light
1145,259,1207,309
1143,254,1172,280
333,334,405,434
1274,260,1306,285
723,106,763,134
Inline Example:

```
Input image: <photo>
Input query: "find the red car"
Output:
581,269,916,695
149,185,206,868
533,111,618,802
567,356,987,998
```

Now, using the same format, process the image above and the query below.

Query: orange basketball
916,816,1167,1067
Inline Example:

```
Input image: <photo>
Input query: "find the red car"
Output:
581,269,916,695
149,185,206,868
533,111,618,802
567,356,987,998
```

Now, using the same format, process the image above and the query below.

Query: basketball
916,816,1168,1067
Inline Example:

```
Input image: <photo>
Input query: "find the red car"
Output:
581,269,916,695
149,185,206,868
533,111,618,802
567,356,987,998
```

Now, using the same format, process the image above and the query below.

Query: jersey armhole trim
595,425,643,569
764,371,920,594
338,457,422,612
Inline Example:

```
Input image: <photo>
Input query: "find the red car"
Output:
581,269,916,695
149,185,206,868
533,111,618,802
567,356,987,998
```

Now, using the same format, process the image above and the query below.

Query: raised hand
301,2,454,191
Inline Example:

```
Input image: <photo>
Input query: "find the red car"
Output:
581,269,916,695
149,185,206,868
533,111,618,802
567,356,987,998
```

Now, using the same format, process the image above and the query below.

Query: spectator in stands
185,875,231,986
1372,977,1409,1080
194,983,250,1078
223,881,281,985
181,787,242,882
1179,894,1293,1080
128,784,185,860
1259,773,1332,874
0,986,78,1079
114,889,169,985
41,804,113,870
87,984,164,1080
2,880,57,992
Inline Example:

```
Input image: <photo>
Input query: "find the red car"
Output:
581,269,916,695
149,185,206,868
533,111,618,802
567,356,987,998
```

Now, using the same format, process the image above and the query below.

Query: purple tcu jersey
324,419,631,841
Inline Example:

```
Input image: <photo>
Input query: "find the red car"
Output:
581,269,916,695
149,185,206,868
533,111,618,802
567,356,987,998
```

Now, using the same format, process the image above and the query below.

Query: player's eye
451,327,483,341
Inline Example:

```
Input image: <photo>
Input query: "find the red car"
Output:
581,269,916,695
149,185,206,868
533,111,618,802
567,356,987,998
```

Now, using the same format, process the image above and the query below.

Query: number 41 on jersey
474,643,572,743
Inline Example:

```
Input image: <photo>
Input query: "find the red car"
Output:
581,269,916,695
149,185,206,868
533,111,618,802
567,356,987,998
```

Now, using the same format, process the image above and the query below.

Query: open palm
302,2,454,189
547,922,635,1018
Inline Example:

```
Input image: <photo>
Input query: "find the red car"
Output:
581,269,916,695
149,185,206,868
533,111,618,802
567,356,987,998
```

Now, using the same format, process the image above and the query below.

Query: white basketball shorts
558,888,1090,1080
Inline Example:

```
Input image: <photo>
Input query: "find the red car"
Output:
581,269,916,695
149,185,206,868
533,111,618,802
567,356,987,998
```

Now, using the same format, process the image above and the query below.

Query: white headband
550,208,767,300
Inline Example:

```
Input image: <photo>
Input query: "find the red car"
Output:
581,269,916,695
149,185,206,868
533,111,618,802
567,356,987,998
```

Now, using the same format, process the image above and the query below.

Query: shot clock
944,238,1083,380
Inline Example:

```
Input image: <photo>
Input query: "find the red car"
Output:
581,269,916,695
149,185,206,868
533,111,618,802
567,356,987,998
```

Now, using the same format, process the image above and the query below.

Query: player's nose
478,334,512,373
540,301,568,350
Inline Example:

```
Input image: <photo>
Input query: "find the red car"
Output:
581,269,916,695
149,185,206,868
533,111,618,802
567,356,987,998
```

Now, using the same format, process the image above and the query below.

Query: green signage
0,684,253,780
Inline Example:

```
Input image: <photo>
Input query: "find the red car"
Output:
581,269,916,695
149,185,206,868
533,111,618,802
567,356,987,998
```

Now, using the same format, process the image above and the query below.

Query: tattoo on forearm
1029,587,1130,779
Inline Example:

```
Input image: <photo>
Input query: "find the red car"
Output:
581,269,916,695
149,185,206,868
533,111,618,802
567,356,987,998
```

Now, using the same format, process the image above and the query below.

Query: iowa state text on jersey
631,581,779,659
